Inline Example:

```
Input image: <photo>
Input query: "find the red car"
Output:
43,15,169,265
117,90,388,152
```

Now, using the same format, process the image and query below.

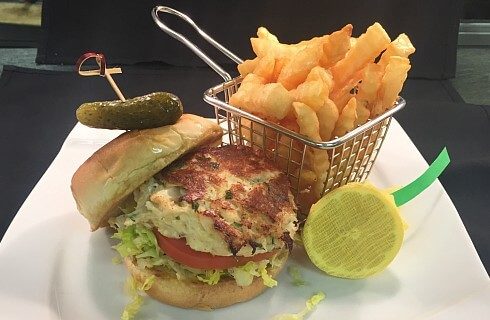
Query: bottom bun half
124,254,287,310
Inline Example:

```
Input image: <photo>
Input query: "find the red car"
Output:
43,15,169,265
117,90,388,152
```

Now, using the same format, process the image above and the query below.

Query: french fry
250,37,271,58
378,33,416,68
306,148,329,175
292,103,329,188
237,57,259,76
293,80,327,112
333,97,358,137
354,100,371,126
299,167,329,213
356,63,384,109
312,171,329,199
240,118,279,149
270,113,305,173
240,73,267,87
320,24,353,68
252,83,293,120
306,66,334,93
229,74,266,113
257,27,279,42
317,99,339,141
372,56,411,116
298,168,318,191
237,118,256,144
271,57,287,82
330,22,391,88
294,33,328,50
228,89,246,108
279,112,300,132
350,37,357,47
229,87,255,114
251,27,300,60
277,45,322,90
355,62,384,123
296,168,321,213
250,27,280,57
292,102,321,141
253,54,276,81
330,73,362,112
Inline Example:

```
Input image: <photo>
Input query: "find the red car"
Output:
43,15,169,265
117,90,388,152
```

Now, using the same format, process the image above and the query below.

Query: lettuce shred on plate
121,275,155,320
287,265,306,286
271,292,326,320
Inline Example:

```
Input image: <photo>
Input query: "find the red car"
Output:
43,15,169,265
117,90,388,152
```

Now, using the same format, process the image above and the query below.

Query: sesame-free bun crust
124,252,287,310
71,114,223,230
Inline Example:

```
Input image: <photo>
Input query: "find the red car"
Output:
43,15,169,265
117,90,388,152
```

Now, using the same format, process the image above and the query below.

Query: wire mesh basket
152,6,406,213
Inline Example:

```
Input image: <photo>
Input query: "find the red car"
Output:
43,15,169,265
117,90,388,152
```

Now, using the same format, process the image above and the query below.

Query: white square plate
0,119,488,320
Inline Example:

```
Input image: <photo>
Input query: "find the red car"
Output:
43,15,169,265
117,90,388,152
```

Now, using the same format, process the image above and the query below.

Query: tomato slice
154,231,276,270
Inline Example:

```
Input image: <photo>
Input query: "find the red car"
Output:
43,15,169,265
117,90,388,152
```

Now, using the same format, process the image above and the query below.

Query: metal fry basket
152,6,406,213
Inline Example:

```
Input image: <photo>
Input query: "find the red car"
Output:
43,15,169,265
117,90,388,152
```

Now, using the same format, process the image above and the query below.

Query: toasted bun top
71,114,223,230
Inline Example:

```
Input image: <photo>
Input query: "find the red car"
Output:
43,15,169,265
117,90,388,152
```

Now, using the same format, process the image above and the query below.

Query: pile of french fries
229,22,415,209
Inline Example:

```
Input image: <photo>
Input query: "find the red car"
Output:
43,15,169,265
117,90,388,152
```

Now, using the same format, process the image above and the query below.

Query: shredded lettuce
113,224,164,267
121,275,155,320
121,294,142,320
229,258,283,288
230,261,260,286
258,261,278,287
287,265,306,286
112,256,123,265
140,275,156,291
197,269,223,285
271,292,326,320
111,220,281,288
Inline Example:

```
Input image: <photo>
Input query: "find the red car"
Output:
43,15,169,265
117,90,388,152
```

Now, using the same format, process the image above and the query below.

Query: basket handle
151,6,243,81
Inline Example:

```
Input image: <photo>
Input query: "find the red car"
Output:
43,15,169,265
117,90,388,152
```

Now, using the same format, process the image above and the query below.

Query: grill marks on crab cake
153,145,297,256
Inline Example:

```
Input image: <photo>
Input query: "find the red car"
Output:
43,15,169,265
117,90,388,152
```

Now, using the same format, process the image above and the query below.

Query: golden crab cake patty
145,145,298,257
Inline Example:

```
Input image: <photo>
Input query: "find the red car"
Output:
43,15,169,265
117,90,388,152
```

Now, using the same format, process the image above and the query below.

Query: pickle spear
76,92,183,130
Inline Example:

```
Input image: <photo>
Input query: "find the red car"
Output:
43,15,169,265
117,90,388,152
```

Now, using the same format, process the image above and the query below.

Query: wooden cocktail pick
75,52,126,101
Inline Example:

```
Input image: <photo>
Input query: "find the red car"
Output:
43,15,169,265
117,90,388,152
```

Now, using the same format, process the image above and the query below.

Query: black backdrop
37,0,462,79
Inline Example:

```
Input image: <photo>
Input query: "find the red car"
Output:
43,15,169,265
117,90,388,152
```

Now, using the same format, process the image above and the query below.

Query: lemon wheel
302,182,404,279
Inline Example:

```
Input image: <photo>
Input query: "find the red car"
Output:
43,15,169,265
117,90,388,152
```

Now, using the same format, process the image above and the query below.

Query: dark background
463,0,490,19
37,0,462,79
